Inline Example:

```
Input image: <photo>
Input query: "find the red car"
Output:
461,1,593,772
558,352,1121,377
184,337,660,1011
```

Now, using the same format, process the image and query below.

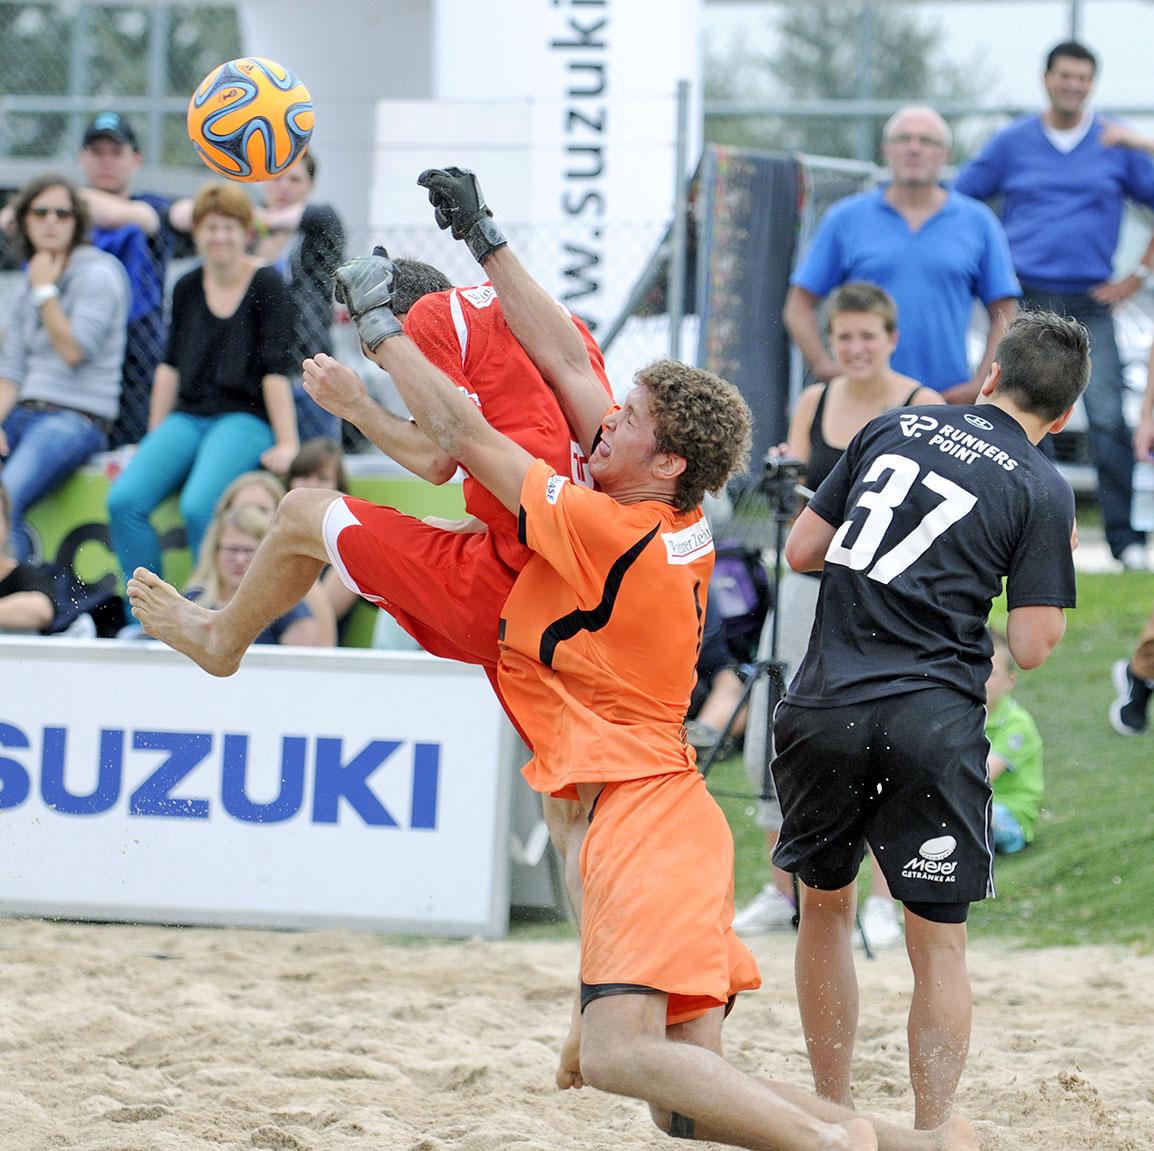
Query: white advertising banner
0,639,517,936
372,0,700,338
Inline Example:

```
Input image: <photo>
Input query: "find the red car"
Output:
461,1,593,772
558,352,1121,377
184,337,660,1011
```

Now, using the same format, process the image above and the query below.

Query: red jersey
499,460,716,796
405,285,610,570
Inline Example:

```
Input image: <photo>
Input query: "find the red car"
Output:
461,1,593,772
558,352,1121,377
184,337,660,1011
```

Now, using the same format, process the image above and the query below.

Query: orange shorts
579,770,761,1026
321,496,517,667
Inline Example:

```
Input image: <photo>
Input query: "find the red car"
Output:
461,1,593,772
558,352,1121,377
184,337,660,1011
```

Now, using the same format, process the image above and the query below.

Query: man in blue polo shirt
784,104,1020,404
954,41,1154,571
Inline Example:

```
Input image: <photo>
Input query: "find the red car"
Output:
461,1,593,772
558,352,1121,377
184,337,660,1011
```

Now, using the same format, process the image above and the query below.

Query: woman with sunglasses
0,174,130,561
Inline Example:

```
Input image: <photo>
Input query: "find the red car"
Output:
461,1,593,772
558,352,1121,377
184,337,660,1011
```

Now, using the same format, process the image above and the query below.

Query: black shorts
771,687,994,907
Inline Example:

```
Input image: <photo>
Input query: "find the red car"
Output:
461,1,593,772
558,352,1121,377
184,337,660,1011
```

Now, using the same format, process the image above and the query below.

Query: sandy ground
0,920,1151,1151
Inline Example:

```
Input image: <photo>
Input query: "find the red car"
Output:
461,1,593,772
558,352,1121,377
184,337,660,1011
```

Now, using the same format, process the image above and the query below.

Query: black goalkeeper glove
417,166,508,265
333,246,403,351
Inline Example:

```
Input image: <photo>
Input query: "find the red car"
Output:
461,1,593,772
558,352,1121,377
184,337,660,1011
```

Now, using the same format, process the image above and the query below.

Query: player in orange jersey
128,168,977,1151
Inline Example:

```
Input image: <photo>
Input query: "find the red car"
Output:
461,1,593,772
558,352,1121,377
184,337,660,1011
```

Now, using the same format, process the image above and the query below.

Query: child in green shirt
985,628,1044,854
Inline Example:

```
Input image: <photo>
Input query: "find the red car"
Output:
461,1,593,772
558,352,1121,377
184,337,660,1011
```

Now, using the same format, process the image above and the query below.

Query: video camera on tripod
696,453,810,781
761,454,810,511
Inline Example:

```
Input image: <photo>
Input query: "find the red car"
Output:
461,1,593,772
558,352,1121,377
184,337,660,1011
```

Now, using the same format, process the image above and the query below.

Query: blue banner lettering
129,731,212,819
0,721,31,811
312,738,401,826
41,727,123,815
221,734,306,824
411,742,440,830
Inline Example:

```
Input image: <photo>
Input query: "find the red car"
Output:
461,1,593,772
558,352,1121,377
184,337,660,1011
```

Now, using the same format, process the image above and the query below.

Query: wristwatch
1133,264,1151,282
30,283,59,306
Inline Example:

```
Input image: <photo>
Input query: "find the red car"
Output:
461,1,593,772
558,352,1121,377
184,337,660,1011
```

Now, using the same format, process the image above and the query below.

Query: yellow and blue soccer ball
187,57,313,183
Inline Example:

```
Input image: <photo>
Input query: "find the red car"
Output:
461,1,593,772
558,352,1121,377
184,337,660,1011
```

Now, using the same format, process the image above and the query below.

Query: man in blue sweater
955,40,1154,570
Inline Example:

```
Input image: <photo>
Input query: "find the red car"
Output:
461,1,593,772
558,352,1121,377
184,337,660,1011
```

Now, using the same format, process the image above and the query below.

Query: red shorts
321,496,517,668
580,771,762,1026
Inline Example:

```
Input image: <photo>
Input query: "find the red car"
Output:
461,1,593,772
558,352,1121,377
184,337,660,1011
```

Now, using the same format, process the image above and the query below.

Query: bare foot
934,1116,979,1151
555,1025,583,1091
126,568,244,677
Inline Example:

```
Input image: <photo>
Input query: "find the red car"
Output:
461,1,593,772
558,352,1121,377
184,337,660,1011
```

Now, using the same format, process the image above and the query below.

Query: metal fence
0,1,239,180
5,0,1154,456
703,0,1154,164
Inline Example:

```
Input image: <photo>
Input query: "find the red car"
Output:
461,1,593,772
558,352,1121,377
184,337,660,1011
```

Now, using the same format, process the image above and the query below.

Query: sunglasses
29,206,75,220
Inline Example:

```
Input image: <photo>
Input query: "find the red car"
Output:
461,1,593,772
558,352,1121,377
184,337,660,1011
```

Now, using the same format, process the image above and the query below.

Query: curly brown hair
636,359,752,511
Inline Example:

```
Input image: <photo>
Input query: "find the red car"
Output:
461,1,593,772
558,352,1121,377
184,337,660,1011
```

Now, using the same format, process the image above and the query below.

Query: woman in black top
108,182,299,585
785,282,940,491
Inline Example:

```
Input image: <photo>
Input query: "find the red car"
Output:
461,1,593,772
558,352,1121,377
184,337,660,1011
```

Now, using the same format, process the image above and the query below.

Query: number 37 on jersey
825,453,977,586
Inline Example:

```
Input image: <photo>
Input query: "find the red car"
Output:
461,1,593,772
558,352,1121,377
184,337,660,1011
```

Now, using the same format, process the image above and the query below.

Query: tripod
696,463,799,786
697,463,878,957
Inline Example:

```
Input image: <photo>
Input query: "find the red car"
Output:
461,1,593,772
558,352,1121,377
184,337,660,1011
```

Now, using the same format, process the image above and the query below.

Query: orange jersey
499,459,715,796
405,285,610,570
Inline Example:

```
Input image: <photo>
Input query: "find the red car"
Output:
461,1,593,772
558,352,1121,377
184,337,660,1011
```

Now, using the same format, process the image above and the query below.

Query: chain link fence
0,1,239,175
0,1,682,452
4,0,1154,465
704,0,1154,164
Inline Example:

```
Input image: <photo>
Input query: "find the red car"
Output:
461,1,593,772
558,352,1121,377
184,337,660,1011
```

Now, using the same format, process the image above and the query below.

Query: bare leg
580,994,875,1150
869,853,894,901
543,794,587,1087
775,872,798,901
795,881,859,1108
581,993,975,1151
763,1082,978,1151
695,666,749,738
629,1001,976,1151
904,913,971,1130
1132,601,1154,681
557,990,584,1091
645,1006,725,1131
127,488,339,676
542,794,586,923
770,842,797,902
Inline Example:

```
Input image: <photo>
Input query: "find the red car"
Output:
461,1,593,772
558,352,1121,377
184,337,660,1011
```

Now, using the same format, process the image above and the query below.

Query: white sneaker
1119,543,1151,572
732,884,796,936
855,896,904,950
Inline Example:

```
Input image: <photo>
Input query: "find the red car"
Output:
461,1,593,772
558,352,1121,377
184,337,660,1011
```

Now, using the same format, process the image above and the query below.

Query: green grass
707,569,1154,950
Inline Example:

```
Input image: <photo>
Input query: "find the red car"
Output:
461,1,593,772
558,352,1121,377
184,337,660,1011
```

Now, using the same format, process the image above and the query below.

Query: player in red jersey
127,253,607,896
304,259,609,678
126,254,608,690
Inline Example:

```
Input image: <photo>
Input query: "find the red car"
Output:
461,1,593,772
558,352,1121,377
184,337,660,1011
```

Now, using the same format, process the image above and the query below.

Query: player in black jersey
771,310,1089,1130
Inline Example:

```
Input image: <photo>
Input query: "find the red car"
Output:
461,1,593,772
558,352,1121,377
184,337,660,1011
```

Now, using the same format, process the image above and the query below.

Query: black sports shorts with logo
771,686,994,910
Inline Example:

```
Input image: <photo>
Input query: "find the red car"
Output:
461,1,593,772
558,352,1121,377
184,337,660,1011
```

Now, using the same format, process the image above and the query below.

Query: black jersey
787,403,1076,707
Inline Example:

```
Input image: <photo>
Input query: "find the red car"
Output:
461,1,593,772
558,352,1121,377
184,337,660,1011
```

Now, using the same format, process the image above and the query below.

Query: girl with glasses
183,502,331,650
